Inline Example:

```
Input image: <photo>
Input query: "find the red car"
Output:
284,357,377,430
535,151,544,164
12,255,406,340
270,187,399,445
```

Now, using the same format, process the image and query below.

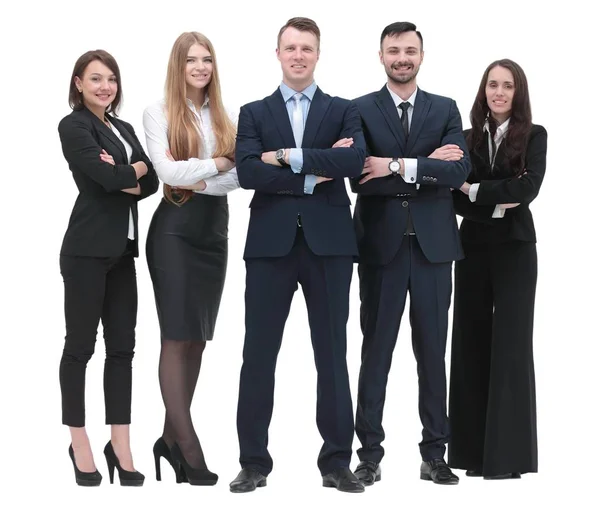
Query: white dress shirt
107,120,135,239
142,97,239,196
386,84,419,189
468,118,511,218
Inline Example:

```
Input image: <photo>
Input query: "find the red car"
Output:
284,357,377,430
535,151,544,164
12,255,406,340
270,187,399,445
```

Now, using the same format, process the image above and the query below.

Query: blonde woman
143,32,238,486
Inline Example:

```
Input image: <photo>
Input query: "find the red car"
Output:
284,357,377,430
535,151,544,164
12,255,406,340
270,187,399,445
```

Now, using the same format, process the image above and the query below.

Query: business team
57,17,547,490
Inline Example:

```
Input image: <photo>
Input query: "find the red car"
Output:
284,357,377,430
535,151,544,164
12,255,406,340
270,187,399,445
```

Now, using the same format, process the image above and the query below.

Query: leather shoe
484,472,521,480
229,468,267,493
322,467,365,493
354,461,381,486
466,469,483,477
420,459,459,485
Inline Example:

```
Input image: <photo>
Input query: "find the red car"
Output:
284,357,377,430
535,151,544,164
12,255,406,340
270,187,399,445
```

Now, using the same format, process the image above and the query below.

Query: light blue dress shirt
279,81,318,194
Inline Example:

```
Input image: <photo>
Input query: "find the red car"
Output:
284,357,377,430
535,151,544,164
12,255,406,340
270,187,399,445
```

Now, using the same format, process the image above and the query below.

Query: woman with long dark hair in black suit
448,59,547,479
58,49,158,486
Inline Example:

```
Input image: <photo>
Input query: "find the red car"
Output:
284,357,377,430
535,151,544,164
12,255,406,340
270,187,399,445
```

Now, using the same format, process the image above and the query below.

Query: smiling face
380,31,423,86
486,65,515,123
185,43,213,91
74,60,117,113
277,27,319,90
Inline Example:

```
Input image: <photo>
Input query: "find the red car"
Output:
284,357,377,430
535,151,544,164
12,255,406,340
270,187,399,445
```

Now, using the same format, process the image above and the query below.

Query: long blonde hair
164,32,236,205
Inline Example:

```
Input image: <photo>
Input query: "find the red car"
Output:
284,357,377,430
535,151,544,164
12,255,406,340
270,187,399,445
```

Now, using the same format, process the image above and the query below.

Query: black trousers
448,241,538,475
236,228,355,476
356,235,452,462
59,240,137,427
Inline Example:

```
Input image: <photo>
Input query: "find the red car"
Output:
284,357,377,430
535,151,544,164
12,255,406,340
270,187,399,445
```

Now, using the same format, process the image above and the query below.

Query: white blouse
142,97,240,196
107,120,135,239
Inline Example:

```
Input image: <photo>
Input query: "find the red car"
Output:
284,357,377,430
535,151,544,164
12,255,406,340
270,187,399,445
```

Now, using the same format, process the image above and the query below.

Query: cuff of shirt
468,183,480,203
492,205,505,218
289,149,303,173
304,174,317,194
402,158,418,183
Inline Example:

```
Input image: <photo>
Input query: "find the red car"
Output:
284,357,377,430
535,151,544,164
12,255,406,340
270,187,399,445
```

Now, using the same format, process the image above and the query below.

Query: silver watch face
389,160,400,172
276,149,284,159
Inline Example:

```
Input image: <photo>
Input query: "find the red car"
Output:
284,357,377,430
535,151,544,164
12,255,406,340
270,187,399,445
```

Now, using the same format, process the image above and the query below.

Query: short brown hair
68,49,122,113
277,17,320,48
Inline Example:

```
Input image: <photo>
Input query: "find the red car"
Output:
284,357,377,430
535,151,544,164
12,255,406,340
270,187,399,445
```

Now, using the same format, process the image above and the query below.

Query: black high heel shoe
170,442,218,486
68,444,102,486
153,437,187,483
103,441,145,486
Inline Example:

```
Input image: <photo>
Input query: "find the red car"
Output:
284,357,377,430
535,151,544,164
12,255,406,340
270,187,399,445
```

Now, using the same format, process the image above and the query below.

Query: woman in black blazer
448,59,547,479
57,50,158,486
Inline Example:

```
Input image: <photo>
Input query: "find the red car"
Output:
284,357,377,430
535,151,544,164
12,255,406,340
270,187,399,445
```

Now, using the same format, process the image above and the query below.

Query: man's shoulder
352,90,379,106
419,89,456,107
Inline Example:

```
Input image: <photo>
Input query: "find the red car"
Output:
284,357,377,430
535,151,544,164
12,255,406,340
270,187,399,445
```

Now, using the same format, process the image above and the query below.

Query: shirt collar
279,81,317,102
484,117,511,140
386,84,418,109
185,95,210,111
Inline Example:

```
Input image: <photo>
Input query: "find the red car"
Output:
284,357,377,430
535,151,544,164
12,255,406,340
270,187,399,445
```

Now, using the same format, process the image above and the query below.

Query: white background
1,0,597,512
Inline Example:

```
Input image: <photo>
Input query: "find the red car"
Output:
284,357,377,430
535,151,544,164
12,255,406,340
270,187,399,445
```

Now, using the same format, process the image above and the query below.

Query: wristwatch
276,148,287,166
389,158,401,176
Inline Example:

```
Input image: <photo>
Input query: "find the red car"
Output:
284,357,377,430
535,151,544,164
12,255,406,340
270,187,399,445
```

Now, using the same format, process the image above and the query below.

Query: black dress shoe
322,467,365,493
466,469,483,477
354,461,381,486
229,468,267,493
484,472,521,480
420,459,459,485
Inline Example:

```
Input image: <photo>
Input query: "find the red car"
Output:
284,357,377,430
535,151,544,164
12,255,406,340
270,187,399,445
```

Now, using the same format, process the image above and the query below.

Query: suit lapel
108,115,138,155
265,89,296,148
83,108,128,163
302,87,331,148
405,89,432,154
375,85,406,153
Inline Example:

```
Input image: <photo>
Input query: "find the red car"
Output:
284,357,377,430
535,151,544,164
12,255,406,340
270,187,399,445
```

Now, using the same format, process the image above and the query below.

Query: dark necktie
399,102,410,143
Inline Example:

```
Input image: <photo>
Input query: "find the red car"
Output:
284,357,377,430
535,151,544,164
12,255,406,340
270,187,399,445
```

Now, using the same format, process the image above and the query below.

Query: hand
498,203,520,209
215,156,235,172
332,137,354,148
100,149,115,165
260,151,280,167
358,156,393,184
459,182,471,195
316,176,333,184
132,161,148,179
429,144,464,161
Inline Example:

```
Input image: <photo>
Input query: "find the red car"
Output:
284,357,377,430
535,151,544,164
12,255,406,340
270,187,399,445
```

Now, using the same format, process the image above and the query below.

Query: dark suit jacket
236,87,366,259
452,124,547,244
351,86,470,266
58,107,159,257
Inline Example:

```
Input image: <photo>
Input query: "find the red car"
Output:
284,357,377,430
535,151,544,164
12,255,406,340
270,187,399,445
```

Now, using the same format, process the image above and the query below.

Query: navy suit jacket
236,87,366,259
351,86,470,266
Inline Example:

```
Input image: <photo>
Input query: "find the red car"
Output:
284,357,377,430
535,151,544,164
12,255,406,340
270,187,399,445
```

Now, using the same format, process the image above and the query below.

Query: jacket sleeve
300,102,366,179
58,115,138,192
235,104,306,196
475,126,548,205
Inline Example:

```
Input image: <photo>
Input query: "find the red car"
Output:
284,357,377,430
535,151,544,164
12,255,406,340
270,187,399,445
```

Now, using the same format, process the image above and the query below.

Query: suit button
402,201,408,207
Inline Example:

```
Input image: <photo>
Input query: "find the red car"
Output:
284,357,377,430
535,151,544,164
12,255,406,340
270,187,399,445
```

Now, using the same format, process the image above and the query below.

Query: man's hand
332,137,354,148
459,182,471,195
358,156,394,184
498,203,520,209
316,176,333,184
261,151,280,167
429,144,464,161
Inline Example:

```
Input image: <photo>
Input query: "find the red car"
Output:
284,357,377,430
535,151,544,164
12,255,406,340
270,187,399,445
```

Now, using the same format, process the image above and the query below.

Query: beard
385,63,419,84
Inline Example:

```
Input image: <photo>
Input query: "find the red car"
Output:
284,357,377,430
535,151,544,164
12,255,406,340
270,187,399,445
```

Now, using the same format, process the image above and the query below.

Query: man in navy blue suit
229,17,367,494
350,22,470,486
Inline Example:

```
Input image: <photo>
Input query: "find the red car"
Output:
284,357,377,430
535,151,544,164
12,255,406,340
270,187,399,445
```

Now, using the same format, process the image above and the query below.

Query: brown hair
277,17,321,49
467,59,532,177
163,32,236,205
68,50,122,114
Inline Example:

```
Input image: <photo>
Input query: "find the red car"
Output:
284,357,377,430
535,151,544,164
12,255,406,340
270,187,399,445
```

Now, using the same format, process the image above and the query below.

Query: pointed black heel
68,444,102,486
171,442,218,486
103,441,145,486
152,437,187,483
